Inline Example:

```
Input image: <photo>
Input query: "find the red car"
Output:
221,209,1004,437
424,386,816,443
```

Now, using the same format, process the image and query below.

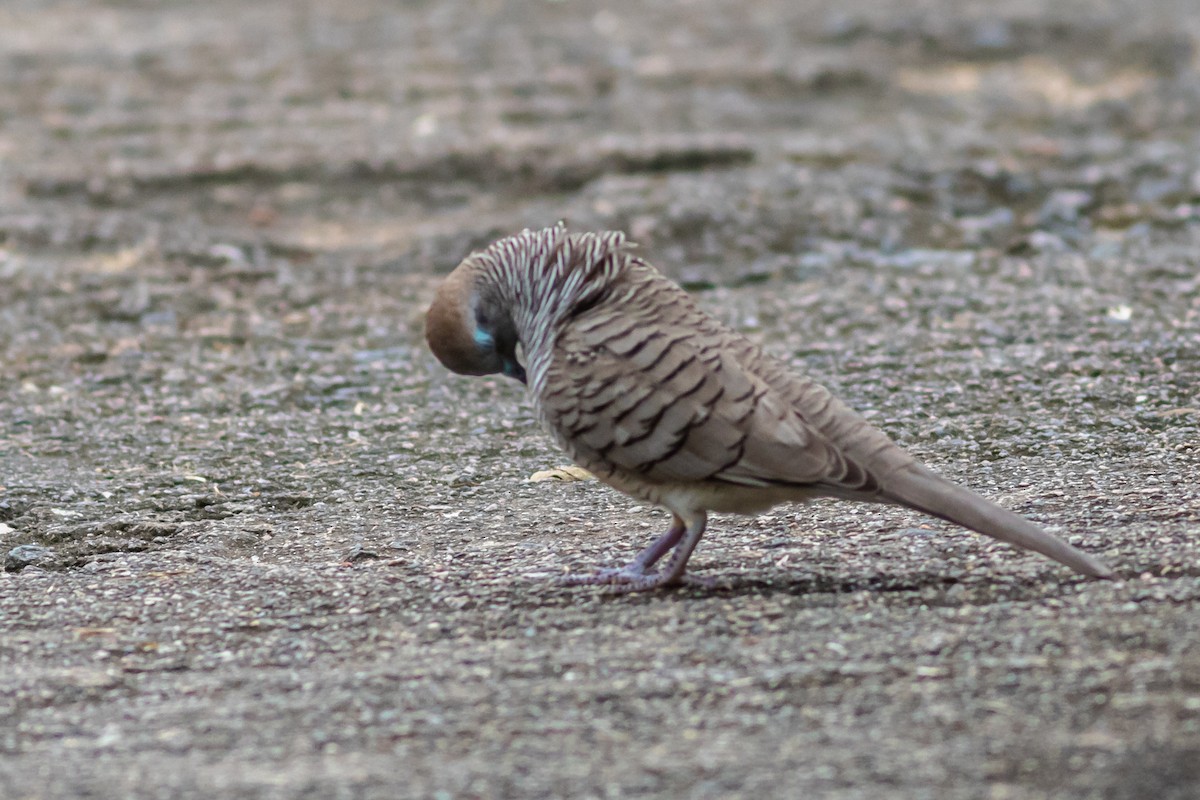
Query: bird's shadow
595,569,1106,606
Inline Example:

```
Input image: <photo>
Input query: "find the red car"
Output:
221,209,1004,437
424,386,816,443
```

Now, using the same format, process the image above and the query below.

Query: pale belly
594,465,821,517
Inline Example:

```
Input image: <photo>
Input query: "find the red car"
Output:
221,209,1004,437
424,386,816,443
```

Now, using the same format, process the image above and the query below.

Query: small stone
6,544,53,571
1036,189,1093,227
971,19,1013,51
341,544,380,562
1026,230,1068,253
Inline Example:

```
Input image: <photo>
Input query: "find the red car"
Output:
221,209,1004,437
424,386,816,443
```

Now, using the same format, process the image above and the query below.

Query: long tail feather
883,463,1113,578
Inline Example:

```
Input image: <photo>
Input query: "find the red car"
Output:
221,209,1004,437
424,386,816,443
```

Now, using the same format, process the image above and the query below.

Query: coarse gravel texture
1,0,1199,798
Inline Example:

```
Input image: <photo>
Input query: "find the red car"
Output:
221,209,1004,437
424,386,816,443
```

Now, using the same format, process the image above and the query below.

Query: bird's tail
881,462,1114,579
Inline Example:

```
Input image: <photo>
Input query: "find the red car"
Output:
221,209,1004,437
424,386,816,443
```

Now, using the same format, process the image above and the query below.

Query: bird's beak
504,358,527,384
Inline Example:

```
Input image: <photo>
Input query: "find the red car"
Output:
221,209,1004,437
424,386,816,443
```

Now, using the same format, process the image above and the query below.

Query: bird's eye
474,303,490,328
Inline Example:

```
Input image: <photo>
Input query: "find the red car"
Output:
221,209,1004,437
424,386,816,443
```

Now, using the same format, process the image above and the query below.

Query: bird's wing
538,298,882,494
534,266,1114,579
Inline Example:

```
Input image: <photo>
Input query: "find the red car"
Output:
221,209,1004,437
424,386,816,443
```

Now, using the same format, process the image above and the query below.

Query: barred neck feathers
467,224,632,369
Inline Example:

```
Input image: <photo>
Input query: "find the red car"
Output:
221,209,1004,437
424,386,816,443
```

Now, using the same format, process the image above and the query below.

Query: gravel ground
1,1,1199,798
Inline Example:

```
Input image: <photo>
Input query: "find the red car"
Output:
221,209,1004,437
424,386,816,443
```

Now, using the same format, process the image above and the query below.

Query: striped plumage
425,224,1114,591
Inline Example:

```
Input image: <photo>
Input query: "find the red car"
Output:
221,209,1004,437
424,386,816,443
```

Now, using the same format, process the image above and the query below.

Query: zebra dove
425,225,1114,591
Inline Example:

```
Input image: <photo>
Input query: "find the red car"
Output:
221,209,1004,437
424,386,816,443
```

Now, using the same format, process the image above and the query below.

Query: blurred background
1,1,1198,798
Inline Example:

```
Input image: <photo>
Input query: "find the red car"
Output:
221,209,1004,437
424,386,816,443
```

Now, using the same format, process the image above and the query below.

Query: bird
424,224,1114,592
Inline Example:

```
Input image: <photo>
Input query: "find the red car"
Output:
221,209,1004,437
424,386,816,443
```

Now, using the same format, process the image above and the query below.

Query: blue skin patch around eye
474,325,525,382
473,328,495,348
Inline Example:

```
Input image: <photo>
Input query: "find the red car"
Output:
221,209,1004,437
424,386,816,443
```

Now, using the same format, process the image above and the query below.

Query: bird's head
425,261,526,384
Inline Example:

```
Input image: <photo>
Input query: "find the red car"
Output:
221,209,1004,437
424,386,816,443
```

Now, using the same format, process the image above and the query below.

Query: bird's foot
553,512,712,592
555,565,716,593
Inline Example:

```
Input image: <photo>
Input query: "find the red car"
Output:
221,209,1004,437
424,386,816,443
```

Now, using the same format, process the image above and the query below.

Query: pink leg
556,511,713,592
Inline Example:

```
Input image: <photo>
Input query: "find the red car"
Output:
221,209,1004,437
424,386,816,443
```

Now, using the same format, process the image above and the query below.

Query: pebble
5,544,53,571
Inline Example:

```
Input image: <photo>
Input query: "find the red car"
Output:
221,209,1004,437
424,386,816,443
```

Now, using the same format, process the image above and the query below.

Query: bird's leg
611,511,710,593
555,514,683,586
556,512,713,592
625,513,686,572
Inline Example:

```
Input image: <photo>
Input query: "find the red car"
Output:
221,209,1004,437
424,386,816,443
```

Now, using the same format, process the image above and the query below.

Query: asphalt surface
1,1,1199,798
